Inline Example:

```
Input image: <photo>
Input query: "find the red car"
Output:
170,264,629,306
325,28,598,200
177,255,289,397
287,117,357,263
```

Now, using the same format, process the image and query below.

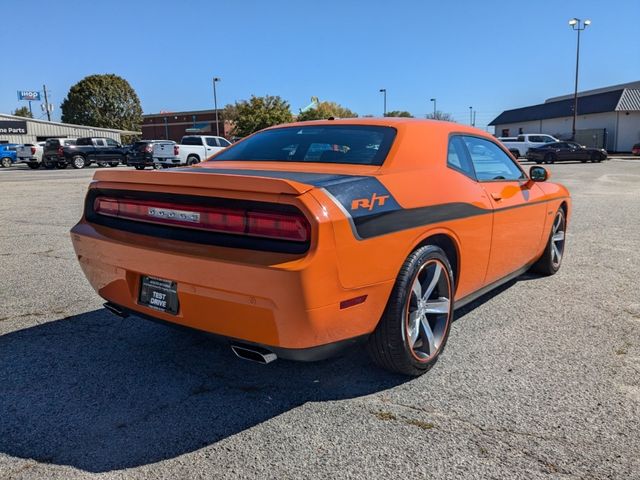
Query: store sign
0,120,28,134
17,90,41,101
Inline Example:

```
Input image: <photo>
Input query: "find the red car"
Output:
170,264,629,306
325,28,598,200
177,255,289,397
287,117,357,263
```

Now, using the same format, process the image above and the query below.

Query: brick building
141,109,227,141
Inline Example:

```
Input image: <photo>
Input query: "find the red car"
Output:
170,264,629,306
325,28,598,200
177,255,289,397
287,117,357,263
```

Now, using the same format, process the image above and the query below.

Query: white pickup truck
17,142,46,169
498,134,559,158
153,135,231,167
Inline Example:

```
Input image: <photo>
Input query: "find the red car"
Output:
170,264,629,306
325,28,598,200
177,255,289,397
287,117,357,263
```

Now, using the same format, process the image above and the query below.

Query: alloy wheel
404,260,452,361
551,211,566,268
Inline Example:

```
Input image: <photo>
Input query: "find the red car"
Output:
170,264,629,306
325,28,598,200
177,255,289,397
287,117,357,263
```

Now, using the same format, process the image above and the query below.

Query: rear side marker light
93,197,310,242
340,295,368,309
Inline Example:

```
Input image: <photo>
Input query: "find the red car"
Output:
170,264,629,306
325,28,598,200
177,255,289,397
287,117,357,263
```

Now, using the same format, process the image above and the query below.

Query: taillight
174,145,179,156
57,147,63,156
93,197,310,242
144,144,153,153
30,146,36,155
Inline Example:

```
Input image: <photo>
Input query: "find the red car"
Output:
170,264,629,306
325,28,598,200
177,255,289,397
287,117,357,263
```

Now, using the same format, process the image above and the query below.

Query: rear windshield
213,125,397,165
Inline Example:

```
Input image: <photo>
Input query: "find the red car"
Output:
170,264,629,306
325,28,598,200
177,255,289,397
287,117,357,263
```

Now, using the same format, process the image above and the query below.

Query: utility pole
213,77,221,136
42,84,51,121
472,110,476,127
469,106,473,125
430,98,437,118
379,89,387,116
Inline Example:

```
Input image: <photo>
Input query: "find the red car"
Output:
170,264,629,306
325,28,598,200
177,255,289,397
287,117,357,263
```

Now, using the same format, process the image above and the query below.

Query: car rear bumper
70,220,392,352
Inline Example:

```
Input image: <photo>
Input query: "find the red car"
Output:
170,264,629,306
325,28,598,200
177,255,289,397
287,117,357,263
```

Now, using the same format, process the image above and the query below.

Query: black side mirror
529,166,549,182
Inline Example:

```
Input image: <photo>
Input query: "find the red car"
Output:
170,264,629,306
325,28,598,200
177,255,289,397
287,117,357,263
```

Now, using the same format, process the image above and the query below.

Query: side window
543,136,556,143
105,138,119,147
218,138,231,147
447,136,475,179
462,136,525,182
205,138,218,147
529,135,543,143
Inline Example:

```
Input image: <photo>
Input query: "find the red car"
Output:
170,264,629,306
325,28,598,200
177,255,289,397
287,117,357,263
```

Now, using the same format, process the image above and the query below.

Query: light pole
430,98,436,118
379,88,387,116
569,18,591,140
469,106,473,125
212,77,221,136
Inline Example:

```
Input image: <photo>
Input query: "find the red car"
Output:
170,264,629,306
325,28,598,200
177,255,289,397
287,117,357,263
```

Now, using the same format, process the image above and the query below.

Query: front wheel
544,153,556,164
1,157,11,168
531,208,566,275
367,245,454,376
27,162,40,169
71,155,87,169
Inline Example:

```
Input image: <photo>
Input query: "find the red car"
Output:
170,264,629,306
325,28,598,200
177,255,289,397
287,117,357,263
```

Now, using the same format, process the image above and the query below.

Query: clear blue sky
2,0,639,131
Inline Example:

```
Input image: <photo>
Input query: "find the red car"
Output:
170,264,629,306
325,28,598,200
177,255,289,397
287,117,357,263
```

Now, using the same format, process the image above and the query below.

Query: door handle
490,192,502,201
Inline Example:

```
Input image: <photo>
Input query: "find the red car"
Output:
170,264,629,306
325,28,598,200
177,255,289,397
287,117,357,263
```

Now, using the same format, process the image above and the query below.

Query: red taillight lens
144,144,153,153
57,147,63,156
30,146,36,155
93,197,310,242
247,211,310,242
174,145,179,156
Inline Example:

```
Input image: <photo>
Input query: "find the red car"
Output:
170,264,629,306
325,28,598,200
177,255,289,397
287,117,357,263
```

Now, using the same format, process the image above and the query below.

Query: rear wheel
1,157,11,168
109,162,119,167
134,165,145,170
55,162,67,169
27,162,40,169
531,208,566,275
187,155,200,166
544,153,556,164
71,155,87,169
43,157,56,169
367,245,454,376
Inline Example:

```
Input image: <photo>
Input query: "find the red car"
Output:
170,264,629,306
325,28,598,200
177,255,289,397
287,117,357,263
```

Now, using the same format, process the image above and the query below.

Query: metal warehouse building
490,81,640,152
0,113,140,144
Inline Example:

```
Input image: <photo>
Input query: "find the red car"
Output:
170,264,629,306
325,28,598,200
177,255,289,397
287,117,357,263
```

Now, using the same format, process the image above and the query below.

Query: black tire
367,245,454,376
71,155,87,169
134,165,145,170
591,152,602,163
109,162,119,167
510,150,519,160
27,162,40,169
43,157,56,169
186,155,200,166
55,162,68,169
544,153,556,164
1,157,11,168
531,208,566,276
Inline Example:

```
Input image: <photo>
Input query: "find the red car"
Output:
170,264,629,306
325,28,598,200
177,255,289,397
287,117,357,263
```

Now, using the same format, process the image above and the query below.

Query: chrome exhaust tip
103,302,129,318
231,343,277,364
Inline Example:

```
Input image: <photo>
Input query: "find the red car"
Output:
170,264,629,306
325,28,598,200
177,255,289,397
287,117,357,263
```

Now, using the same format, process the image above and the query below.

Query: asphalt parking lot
1,160,639,479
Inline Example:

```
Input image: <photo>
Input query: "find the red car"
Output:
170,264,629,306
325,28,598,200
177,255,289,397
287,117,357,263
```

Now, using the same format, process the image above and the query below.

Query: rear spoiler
92,169,314,196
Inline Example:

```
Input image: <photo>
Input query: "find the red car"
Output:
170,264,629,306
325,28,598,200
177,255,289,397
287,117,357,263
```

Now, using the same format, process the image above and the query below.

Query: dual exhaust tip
103,303,277,364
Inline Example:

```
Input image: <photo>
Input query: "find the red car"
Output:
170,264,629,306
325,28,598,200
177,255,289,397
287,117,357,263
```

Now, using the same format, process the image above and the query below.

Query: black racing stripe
353,203,488,238
177,167,366,187
350,197,568,239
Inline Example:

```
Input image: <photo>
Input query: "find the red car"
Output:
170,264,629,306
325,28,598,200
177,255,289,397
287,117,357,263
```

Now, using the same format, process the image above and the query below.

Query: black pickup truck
59,137,128,169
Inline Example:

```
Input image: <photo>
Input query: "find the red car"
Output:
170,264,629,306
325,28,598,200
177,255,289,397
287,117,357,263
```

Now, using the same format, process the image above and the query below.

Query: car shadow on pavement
0,309,406,473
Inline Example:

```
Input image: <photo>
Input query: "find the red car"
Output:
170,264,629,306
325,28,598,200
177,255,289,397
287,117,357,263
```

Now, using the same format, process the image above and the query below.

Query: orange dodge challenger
71,119,570,376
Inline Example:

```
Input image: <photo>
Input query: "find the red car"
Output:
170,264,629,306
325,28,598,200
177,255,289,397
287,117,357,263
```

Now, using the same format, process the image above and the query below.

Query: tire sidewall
382,245,455,375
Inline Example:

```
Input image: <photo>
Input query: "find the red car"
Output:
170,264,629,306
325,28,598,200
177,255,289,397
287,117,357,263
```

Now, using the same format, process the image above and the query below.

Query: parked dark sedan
127,140,175,170
526,142,607,164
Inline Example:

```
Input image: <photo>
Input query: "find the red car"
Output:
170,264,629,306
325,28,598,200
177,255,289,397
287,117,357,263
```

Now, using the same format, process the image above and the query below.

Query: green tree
61,74,142,131
384,110,413,118
426,111,454,122
13,106,33,118
230,95,293,137
297,101,357,121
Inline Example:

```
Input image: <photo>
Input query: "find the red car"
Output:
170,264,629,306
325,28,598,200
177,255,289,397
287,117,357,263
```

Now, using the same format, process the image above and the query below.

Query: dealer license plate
139,276,179,315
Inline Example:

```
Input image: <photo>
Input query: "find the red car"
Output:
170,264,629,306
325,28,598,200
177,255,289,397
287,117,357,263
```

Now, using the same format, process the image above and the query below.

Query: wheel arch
410,231,460,294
